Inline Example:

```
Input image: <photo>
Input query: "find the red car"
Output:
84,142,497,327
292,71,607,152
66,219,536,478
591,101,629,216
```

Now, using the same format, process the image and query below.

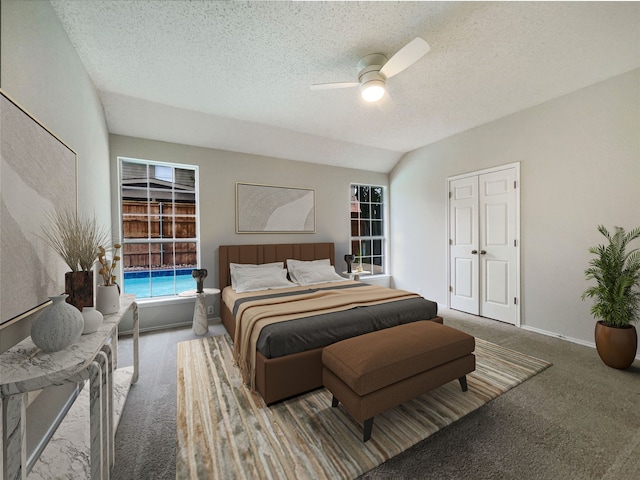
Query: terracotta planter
594,321,638,369
65,271,93,311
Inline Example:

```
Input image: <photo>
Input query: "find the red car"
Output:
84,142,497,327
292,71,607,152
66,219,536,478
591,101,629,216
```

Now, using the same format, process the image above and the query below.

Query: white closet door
448,166,519,325
449,176,479,315
479,169,517,324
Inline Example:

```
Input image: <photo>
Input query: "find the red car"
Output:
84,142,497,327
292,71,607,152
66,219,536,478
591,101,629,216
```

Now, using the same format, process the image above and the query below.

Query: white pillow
234,267,294,293
286,258,330,283
292,264,347,286
230,262,283,290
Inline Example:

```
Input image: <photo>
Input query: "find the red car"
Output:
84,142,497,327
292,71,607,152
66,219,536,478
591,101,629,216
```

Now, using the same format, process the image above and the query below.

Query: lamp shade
360,80,385,102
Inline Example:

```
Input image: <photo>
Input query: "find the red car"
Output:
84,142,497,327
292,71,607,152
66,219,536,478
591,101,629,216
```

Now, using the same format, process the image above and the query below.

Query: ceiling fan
311,37,430,103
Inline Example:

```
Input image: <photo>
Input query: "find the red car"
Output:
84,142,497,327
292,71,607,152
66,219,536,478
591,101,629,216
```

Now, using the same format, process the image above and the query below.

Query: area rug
176,334,551,480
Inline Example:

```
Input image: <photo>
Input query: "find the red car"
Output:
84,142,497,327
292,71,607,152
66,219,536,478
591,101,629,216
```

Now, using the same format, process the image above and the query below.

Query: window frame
350,183,386,275
118,157,200,300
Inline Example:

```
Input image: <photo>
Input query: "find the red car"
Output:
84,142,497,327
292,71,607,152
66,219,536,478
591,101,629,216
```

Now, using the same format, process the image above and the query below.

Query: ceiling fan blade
310,82,359,91
379,37,430,79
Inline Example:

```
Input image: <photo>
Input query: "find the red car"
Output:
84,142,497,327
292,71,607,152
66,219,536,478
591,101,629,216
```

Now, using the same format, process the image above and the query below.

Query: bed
219,242,443,404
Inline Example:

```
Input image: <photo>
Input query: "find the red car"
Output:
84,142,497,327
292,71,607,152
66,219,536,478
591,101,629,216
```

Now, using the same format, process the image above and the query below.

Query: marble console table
0,295,139,480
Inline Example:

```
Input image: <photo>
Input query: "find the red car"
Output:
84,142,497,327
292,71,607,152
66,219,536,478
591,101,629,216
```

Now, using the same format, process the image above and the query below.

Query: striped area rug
176,334,551,479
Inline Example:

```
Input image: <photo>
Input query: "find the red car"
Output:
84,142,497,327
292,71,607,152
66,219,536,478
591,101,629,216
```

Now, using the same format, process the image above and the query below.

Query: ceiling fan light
361,80,385,102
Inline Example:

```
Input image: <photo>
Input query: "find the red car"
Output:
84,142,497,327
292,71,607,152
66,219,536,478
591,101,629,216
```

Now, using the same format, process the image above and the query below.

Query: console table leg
100,345,115,468
2,394,26,480
96,351,111,479
132,302,139,384
89,362,103,480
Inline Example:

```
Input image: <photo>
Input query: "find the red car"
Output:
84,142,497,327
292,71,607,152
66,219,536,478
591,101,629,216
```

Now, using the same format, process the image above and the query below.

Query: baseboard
521,324,640,361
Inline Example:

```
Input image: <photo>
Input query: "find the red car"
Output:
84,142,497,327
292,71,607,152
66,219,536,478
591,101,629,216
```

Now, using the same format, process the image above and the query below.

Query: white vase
81,306,104,334
31,294,84,353
96,285,120,315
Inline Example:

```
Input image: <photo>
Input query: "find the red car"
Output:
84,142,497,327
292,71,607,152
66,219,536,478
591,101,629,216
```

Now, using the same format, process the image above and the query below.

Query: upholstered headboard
218,243,335,289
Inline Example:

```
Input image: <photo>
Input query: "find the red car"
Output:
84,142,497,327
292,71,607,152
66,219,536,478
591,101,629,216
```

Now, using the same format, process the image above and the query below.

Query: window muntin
350,184,385,274
119,158,199,299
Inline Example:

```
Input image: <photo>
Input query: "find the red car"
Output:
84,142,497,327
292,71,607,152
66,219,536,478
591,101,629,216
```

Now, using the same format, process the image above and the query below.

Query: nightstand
178,288,220,335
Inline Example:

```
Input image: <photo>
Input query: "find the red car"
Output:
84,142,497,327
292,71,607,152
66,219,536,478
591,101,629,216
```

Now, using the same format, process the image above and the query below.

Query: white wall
0,0,111,350
109,134,388,331
390,68,640,347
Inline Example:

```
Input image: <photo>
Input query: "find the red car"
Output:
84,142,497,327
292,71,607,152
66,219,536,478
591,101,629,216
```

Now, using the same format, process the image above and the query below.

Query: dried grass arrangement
41,208,110,272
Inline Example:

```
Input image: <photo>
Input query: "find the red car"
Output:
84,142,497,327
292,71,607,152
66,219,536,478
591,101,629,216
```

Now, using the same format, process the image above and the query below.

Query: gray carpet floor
112,309,640,480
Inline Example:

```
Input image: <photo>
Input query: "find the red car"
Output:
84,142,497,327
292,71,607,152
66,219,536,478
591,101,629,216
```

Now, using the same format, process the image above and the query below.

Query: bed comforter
224,281,438,389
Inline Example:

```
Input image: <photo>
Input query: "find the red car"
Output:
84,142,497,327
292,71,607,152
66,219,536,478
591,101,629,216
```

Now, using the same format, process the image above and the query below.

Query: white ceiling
50,1,640,173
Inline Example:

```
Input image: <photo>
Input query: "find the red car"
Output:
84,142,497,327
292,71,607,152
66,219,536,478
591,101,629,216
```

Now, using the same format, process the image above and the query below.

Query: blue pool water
123,269,196,299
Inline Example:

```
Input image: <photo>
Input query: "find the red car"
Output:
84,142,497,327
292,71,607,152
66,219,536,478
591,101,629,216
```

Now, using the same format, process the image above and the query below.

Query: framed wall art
0,89,77,327
236,182,315,234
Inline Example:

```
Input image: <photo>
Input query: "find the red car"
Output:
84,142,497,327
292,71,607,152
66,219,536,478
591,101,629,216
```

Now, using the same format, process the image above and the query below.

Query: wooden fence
122,201,197,269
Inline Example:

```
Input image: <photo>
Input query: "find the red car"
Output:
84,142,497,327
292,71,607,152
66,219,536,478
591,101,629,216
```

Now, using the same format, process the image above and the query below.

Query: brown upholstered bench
322,321,475,441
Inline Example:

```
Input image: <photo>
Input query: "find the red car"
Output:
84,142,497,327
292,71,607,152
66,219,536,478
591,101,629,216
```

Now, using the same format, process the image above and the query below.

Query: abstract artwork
236,183,315,233
0,90,77,326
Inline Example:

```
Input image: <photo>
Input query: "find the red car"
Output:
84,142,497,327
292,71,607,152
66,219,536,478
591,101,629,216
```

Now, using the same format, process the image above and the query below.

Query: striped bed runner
176,334,551,479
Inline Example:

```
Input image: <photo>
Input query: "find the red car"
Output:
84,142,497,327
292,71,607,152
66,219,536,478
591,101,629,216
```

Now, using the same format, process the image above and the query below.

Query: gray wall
390,68,640,349
0,0,111,351
109,135,388,331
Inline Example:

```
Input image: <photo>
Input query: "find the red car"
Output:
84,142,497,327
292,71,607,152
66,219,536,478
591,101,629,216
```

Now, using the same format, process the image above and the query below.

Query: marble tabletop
0,295,136,397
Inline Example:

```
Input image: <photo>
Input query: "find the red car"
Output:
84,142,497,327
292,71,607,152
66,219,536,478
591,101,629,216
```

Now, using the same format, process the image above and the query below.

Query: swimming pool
123,269,197,299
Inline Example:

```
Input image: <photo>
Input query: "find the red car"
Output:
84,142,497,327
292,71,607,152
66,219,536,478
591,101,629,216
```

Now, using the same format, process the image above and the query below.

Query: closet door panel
449,177,479,315
479,169,517,324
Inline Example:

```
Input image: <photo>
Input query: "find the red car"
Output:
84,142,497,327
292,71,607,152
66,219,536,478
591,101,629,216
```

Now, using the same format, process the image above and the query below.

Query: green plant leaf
582,225,640,327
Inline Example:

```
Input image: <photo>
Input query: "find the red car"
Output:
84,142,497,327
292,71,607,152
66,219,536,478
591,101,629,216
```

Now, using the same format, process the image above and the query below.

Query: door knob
471,250,478,254
480,250,487,255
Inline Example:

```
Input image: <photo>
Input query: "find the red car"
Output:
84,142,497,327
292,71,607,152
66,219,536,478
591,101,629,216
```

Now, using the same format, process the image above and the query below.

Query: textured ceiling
50,1,640,173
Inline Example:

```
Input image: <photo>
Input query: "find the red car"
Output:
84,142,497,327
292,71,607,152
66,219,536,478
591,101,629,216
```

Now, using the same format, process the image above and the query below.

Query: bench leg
331,395,339,407
363,417,374,442
459,375,468,392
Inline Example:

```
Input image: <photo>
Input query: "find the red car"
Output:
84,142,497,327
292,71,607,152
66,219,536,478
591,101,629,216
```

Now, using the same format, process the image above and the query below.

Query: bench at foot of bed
322,321,476,442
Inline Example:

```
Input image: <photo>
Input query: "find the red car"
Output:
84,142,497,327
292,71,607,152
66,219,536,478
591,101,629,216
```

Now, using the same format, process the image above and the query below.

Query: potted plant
41,207,109,310
582,225,640,369
96,243,122,315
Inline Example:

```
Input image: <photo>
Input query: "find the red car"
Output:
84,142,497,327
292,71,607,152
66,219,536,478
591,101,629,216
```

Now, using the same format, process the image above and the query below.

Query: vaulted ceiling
50,1,640,173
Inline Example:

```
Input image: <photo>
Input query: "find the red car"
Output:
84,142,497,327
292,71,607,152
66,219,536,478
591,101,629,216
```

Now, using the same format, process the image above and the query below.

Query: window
119,158,199,299
350,184,385,274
